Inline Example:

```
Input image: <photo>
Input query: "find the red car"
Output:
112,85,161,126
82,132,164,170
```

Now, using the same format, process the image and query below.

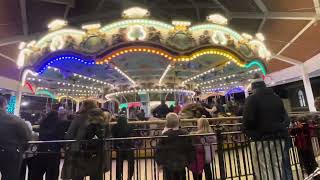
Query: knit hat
251,78,266,90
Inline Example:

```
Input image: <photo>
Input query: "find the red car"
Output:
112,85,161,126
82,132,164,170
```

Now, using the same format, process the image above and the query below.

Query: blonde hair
104,111,111,123
196,118,213,134
165,113,180,129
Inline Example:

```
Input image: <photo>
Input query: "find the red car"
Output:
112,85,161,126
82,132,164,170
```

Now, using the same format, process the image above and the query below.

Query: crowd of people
0,77,320,180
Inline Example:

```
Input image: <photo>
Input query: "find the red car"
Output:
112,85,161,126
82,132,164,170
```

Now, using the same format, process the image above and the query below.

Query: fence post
216,125,226,180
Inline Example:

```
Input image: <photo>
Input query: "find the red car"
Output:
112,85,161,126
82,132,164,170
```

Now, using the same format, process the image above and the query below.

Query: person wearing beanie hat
242,76,291,180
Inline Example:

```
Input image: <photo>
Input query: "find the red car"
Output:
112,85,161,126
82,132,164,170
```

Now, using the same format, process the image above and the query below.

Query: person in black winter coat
242,79,290,140
155,113,195,180
112,115,135,180
242,78,291,180
153,100,170,118
29,111,66,180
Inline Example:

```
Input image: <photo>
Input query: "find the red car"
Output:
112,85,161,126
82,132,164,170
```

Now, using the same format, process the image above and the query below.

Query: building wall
272,77,320,112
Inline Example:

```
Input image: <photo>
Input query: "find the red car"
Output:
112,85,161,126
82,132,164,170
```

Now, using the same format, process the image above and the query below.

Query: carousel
16,7,270,117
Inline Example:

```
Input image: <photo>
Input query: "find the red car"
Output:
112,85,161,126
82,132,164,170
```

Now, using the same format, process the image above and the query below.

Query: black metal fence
21,124,320,180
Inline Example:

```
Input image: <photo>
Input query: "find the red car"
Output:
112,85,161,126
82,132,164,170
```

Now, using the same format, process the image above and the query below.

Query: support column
14,84,23,116
245,90,249,98
76,101,80,112
301,64,316,112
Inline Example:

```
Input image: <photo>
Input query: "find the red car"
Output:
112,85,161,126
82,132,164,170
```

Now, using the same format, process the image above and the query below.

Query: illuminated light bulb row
182,67,215,85
159,64,172,85
172,20,191,26
27,77,42,82
59,89,97,93
114,66,136,85
57,93,97,97
27,76,102,91
247,69,260,74
202,86,243,93
56,82,101,90
203,87,228,92
37,87,49,90
100,19,174,32
96,47,173,64
197,68,260,86
197,73,237,86
189,24,243,41
38,56,95,74
73,73,114,87
97,48,244,66
47,66,60,71
105,88,195,98
201,81,239,89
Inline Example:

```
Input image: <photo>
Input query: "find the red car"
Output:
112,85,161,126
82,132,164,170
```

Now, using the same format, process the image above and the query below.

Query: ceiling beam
187,0,201,21
276,19,316,55
0,32,42,47
211,0,230,17
160,4,221,9
230,12,317,20
257,17,266,32
39,0,75,7
253,0,268,32
253,0,268,13
64,5,72,19
19,0,28,35
274,55,302,65
0,52,16,63
95,0,106,11
313,0,320,15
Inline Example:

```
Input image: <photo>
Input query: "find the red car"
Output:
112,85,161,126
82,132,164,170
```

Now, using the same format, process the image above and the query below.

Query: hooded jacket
242,87,290,140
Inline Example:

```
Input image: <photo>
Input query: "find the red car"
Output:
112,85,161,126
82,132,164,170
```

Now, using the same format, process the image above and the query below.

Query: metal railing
20,125,320,180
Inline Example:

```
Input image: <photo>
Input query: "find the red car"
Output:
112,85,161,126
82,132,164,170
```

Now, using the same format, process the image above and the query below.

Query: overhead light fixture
256,33,265,41
242,33,253,40
21,101,29,107
172,20,191,26
122,7,150,19
206,14,228,25
81,23,101,30
47,19,68,31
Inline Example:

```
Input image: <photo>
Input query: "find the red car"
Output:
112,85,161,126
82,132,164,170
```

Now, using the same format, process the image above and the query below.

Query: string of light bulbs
105,88,195,98
159,64,172,85
196,68,261,86
28,77,102,91
114,66,136,85
182,67,215,85
201,81,240,90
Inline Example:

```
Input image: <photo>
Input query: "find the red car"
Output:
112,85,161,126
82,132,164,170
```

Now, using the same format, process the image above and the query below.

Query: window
298,90,306,107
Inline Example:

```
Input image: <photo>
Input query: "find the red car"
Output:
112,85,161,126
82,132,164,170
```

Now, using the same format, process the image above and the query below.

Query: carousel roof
13,6,270,100
0,0,319,100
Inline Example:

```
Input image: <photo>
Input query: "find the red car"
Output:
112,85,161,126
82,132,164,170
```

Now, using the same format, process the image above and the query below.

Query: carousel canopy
15,6,270,101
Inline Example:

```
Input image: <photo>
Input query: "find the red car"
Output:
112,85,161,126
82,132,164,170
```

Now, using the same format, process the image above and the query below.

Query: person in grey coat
0,96,32,180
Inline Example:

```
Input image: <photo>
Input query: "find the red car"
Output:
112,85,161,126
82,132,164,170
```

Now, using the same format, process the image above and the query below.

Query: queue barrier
23,126,319,180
